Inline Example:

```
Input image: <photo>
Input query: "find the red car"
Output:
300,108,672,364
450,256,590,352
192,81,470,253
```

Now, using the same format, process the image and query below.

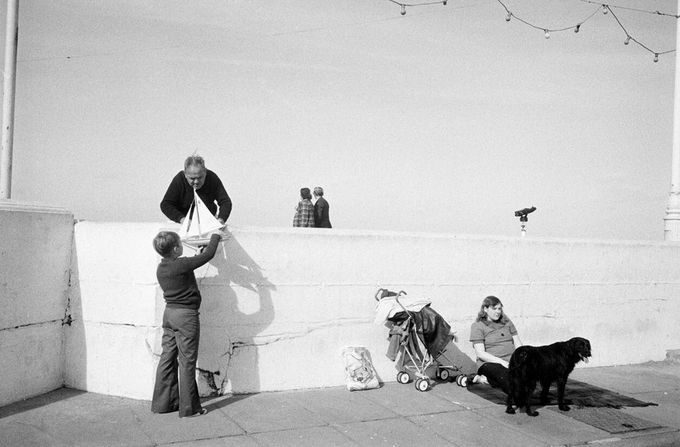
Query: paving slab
215,391,326,433
0,420,74,447
360,382,463,417
251,425,360,446
571,431,680,447
633,389,680,405
0,391,153,447
0,388,85,419
285,386,398,424
429,381,500,410
336,417,451,446
620,402,680,431
547,406,662,434
571,364,680,395
476,404,611,446
129,396,245,445
409,411,546,447
159,435,260,447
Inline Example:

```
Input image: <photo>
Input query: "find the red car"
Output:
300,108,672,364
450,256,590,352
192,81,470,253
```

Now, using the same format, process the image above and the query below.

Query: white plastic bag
342,347,380,391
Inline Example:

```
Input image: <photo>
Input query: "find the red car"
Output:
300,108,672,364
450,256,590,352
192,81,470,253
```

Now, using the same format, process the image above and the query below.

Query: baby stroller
374,288,477,392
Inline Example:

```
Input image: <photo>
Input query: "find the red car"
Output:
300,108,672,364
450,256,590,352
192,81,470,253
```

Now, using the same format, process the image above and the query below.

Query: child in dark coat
151,231,221,417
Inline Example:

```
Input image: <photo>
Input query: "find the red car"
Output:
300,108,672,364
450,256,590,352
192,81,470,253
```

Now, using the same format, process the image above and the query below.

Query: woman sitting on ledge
469,295,523,393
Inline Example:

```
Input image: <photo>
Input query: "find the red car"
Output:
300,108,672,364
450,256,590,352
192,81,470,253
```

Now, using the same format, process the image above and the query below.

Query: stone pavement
1,361,679,447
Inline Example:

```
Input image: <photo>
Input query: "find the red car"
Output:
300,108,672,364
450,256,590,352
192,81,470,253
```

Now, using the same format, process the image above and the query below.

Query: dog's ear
566,338,579,356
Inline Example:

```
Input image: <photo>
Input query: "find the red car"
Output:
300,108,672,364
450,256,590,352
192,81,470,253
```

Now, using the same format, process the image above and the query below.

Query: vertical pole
665,0,680,240
0,0,19,199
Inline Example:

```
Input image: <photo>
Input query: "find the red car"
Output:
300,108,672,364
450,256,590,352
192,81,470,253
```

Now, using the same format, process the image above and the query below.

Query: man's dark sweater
160,170,232,223
156,234,221,309
314,197,332,228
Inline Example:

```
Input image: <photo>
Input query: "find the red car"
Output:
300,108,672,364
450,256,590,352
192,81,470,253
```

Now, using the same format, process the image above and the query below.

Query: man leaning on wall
160,155,233,225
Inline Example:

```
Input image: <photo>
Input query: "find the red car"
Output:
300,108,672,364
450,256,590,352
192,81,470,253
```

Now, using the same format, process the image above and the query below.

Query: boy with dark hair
151,230,221,417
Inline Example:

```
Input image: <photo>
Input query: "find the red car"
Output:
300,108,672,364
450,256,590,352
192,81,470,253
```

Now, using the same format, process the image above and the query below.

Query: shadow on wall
63,228,87,395
196,233,275,395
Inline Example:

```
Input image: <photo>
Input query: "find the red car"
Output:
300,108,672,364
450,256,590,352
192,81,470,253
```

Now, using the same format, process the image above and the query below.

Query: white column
0,0,19,199
665,0,680,240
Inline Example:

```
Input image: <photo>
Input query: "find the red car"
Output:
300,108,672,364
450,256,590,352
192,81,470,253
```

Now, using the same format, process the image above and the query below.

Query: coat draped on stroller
374,288,477,392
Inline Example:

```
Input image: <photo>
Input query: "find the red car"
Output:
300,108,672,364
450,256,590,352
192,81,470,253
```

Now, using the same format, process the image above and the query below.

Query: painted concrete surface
0,362,678,447
0,201,73,407
0,323,65,406
67,221,680,399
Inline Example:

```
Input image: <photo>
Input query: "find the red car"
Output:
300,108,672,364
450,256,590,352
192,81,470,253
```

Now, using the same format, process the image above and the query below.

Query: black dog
506,337,591,416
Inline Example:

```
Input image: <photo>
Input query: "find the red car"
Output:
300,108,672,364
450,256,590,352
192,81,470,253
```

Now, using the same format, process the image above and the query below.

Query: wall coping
86,221,680,248
0,200,72,216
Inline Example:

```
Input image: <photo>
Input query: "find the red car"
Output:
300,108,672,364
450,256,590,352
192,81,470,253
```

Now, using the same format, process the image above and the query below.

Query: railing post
664,0,680,240
0,0,19,199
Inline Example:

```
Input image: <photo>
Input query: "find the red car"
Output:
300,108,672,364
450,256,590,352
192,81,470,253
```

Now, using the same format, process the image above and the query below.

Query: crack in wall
63,267,73,327
0,319,64,332
238,317,370,348
86,322,155,329
192,318,373,395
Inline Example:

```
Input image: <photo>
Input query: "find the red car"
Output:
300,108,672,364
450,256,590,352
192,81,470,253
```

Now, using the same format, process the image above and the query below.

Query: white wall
65,221,680,400
0,201,74,407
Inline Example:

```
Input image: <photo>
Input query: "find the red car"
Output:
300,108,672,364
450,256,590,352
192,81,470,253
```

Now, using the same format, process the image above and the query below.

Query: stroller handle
374,288,408,301
395,291,409,312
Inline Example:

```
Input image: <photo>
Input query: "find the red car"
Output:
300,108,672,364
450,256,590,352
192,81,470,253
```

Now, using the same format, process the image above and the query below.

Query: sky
0,0,677,240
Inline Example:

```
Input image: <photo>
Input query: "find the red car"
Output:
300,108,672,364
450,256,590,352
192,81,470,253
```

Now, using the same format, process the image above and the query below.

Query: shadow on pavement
201,392,253,412
466,378,658,409
0,387,87,420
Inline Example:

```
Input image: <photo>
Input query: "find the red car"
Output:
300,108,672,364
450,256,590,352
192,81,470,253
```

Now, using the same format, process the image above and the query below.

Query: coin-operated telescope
514,206,536,236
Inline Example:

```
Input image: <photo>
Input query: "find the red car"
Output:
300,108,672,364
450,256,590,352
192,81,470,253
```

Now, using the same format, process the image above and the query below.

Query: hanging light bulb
602,4,608,14
401,4,406,15
624,35,631,45
505,12,512,22
544,29,550,39
654,53,659,63
574,24,580,33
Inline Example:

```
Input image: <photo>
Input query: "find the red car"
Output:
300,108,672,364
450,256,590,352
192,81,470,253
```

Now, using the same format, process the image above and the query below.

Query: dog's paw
505,406,516,414
558,404,570,412
527,410,539,417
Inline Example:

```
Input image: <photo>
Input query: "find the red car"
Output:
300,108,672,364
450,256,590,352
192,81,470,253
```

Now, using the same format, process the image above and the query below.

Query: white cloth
373,295,431,324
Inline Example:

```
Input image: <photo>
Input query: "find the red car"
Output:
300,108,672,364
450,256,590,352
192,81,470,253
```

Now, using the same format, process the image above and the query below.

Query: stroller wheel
439,368,451,382
415,378,430,392
396,371,410,384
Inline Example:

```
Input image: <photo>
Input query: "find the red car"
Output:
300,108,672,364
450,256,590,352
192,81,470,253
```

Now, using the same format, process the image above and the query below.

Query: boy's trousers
151,307,202,417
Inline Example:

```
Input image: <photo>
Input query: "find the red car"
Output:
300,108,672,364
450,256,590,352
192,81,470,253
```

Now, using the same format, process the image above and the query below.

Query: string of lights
387,0,448,16
580,0,680,19
388,0,678,63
